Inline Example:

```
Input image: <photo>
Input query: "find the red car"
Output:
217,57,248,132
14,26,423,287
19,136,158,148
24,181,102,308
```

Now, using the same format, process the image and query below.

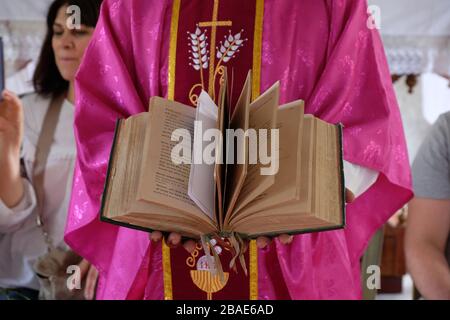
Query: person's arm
0,177,37,233
0,90,38,233
405,197,450,300
408,114,450,299
0,90,24,207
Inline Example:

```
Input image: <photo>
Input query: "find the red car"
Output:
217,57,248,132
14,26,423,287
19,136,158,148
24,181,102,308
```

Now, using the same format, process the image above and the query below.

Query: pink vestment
65,0,413,299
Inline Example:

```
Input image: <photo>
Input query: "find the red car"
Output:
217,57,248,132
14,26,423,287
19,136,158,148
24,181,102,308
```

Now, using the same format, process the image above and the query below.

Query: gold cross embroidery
198,0,232,96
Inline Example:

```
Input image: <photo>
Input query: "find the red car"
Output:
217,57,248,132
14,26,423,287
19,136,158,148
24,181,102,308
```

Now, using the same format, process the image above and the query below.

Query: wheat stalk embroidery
188,27,209,88
216,30,245,63
187,26,247,105
214,30,246,92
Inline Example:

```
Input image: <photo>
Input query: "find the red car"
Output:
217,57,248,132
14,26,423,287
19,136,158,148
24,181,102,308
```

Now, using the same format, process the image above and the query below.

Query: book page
188,91,218,220
314,118,344,225
231,82,279,215
101,113,217,239
227,100,304,226
233,115,314,221
223,71,251,220
102,119,127,219
231,116,345,237
214,76,228,229
137,97,206,219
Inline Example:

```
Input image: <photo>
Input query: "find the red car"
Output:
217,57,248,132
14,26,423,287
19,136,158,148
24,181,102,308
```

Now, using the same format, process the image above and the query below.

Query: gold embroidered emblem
186,239,229,300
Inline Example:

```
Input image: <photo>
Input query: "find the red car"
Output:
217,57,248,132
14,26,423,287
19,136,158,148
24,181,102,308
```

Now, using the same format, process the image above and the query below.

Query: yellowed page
314,118,343,225
227,100,304,225
137,97,207,220
102,112,216,238
231,82,279,215
103,114,151,220
214,77,228,229
188,91,218,219
234,215,335,237
223,71,251,221
102,119,127,219
229,115,314,229
231,116,344,236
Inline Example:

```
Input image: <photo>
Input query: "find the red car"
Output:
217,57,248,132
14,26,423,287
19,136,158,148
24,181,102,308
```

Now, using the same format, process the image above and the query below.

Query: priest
65,0,413,299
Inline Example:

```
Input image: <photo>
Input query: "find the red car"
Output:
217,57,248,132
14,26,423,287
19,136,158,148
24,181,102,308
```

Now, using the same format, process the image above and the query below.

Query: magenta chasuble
65,0,413,299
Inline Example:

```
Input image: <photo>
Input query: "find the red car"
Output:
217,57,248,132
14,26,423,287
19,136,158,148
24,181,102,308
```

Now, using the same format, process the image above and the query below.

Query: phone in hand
0,37,4,98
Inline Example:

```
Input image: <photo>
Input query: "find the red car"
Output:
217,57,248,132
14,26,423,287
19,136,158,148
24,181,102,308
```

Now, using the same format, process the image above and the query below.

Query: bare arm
405,197,450,299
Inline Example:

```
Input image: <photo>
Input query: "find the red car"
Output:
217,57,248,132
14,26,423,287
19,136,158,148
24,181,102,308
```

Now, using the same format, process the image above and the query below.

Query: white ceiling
0,0,449,35
0,0,53,21
368,0,450,36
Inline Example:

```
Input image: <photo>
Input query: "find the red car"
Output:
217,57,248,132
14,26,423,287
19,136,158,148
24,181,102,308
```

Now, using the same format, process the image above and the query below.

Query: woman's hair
32,0,103,98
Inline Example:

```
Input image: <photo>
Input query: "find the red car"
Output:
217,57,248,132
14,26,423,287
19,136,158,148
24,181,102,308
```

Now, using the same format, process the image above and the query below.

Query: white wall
396,74,450,163
0,0,52,21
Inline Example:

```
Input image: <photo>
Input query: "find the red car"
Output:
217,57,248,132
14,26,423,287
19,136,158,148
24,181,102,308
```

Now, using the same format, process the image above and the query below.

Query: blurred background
0,0,449,300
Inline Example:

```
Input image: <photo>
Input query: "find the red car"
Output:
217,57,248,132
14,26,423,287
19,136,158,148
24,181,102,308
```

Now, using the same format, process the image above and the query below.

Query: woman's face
52,5,94,82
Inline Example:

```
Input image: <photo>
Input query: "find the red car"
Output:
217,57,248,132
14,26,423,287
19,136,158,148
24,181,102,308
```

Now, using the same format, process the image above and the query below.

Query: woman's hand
78,259,99,300
150,189,356,252
0,90,25,207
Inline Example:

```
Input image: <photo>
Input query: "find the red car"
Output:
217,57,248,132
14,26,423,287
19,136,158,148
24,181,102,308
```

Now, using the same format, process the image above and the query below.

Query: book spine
99,119,123,221
337,123,346,229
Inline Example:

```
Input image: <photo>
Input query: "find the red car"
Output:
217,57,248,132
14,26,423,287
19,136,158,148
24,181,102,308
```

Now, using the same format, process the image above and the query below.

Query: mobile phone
0,37,4,96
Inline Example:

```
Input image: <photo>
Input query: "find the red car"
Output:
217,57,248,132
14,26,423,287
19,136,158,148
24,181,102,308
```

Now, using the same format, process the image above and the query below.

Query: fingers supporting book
346,188,355,203
149,231,197,253
256,234,294,249
183,240,197,253
149,231,294,252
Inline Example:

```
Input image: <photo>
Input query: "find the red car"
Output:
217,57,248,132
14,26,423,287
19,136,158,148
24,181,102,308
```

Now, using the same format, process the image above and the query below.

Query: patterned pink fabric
65,0,413,299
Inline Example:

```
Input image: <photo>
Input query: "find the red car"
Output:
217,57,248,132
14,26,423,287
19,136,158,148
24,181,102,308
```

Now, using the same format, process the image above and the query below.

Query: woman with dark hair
0,0,102,300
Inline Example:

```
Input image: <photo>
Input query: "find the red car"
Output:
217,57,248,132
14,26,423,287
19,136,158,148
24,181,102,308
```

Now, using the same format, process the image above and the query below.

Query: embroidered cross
198,0,232,95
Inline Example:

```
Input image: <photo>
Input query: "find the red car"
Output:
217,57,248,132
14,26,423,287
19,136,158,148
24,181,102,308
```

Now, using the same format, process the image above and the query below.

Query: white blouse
0,93,75,290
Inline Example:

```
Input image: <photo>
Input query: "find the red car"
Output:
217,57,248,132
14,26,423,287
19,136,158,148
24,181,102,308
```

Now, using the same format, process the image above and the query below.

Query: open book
100,71,345,239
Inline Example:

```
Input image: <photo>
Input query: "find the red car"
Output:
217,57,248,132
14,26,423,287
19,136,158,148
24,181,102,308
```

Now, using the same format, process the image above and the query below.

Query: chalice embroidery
187,239,229,300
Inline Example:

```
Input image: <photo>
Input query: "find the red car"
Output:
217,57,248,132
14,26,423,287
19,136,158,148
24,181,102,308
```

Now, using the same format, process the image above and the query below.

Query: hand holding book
149,189,354,251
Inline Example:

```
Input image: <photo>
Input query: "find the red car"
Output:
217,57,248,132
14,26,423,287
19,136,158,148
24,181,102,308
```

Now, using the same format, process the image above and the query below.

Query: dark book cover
99,118,158,234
